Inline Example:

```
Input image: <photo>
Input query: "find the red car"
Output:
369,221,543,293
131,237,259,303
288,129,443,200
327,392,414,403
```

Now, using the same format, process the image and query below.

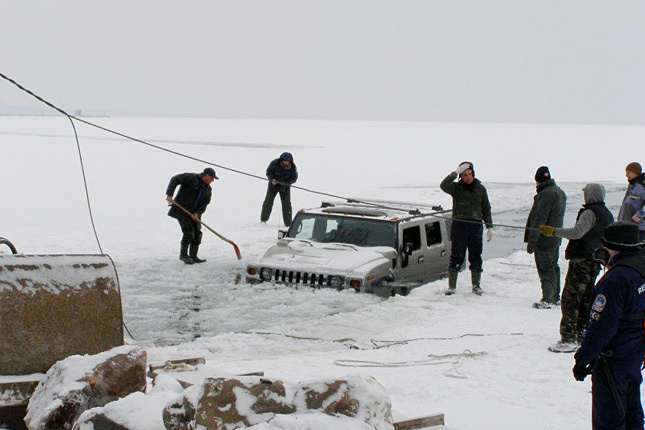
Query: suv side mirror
277,230,287,239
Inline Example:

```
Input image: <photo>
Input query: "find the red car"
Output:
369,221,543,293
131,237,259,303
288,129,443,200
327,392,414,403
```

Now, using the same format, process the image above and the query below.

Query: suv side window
402,225,422,251
425,222,442,246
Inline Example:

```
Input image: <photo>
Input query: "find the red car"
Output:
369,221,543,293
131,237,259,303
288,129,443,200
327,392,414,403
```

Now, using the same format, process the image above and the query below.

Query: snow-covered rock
163,385,201,430
191,374,392,430
25,345,147,430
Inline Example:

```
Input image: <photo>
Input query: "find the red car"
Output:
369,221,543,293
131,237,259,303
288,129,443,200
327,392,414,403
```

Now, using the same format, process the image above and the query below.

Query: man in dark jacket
573,222,645,430
525,166,567,309
165,167,218,264
260,152,298,226
539,184,614,353
440,161,493,296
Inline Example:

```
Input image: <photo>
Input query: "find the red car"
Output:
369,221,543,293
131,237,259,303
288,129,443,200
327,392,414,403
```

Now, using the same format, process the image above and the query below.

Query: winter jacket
524,179,567,247
166,173,212,219
618,174,645,231
558,184,614,261
574,251,645,366
440,172,493,228
266,158,298,192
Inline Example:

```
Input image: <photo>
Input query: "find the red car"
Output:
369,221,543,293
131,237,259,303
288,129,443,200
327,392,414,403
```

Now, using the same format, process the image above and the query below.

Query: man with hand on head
440,161,493,296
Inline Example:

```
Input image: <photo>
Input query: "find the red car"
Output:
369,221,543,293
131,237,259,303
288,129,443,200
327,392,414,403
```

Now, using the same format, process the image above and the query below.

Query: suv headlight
329,275,343,288
260,268,273,281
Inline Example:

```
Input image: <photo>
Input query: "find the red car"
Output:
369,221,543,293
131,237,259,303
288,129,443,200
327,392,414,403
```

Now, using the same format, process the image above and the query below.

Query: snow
74,391,178,430
1,116,644,429
0,254,117,295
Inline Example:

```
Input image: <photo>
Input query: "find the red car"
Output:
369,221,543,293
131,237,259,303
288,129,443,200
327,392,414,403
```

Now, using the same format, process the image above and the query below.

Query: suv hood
256,239,397,273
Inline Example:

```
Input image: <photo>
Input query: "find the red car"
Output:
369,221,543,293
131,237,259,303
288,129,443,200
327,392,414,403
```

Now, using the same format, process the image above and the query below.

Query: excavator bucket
0,254,124,375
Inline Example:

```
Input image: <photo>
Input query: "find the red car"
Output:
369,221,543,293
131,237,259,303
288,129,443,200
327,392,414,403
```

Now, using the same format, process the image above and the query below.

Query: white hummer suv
246,200,452,296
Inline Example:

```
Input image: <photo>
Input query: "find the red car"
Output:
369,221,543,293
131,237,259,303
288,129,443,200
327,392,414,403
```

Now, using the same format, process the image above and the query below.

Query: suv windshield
287,214,396,247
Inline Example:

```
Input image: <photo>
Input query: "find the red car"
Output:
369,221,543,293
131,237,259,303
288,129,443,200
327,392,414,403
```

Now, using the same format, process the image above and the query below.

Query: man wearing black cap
440,161,493,296
260,152,298,226
573,222,645,429
166,167,218,264
525,166,567,308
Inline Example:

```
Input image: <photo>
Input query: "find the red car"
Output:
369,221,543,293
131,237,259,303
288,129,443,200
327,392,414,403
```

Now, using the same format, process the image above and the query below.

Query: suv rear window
288,214,396,247
425,221,442,246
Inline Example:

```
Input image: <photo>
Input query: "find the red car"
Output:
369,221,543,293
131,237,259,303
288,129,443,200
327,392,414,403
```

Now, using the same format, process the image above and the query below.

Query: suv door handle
418,256,425,263
441,250,447,257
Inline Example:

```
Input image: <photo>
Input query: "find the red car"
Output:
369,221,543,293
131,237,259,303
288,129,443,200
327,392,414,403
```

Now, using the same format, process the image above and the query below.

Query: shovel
171,201,242,260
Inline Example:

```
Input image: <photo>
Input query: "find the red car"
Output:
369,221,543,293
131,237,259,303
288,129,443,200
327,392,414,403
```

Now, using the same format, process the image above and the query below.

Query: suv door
422,220,450,282
397,222,427,284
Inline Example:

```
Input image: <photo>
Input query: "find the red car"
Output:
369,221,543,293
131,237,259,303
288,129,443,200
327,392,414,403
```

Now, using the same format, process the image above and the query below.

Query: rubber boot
445,271,458,295
472,271,483,295
189,243,206,264
180,243,194,265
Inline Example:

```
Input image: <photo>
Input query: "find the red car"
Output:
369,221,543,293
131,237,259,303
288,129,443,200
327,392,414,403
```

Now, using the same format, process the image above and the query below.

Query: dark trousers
534,246,561,304
449,221,483,273
559,260,600,343
592,355,644,430
176,213,202,253
260,185,292,226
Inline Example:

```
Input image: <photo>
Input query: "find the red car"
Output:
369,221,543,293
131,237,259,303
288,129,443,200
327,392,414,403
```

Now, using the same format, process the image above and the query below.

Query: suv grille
272,269,340,287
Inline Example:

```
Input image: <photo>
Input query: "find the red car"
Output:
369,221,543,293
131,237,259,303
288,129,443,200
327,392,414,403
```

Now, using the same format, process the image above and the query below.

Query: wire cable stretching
0,71,537,232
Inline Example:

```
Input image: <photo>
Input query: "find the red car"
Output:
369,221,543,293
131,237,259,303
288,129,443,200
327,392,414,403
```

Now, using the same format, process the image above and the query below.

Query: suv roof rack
321,198,444,216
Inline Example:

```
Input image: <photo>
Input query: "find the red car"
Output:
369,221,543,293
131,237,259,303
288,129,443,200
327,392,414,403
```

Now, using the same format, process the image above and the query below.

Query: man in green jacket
440,162,493,296
525,166,567,308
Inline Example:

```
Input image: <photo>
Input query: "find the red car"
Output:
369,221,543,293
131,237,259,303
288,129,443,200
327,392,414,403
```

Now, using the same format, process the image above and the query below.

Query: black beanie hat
601,221,644,252
535,166,550,183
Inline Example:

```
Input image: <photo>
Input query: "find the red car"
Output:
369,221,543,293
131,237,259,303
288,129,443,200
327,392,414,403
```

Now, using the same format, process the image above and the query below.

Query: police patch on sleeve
591,294,607,312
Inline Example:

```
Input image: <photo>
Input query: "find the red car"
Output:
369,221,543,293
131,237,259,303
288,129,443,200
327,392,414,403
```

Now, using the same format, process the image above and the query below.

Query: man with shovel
166,167,218,264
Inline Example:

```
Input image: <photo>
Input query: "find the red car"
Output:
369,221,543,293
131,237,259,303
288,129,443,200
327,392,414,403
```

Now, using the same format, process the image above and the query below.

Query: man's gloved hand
486,228,493,242
539,225,555,237
572,361,594,382
456,163,470,175
527,243,535,254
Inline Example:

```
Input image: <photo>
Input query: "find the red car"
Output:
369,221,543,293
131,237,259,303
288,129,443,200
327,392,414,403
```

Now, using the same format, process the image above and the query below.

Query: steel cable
0,71,536,232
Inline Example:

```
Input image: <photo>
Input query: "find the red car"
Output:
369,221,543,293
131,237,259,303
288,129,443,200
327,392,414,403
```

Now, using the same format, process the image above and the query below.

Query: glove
486,228,493,242
456,163,470,175
539,225,555,237
572,361,594,382
527,243,535,254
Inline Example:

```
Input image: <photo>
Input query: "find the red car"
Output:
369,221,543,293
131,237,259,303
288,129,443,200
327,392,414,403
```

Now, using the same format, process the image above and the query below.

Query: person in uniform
573,221,645,429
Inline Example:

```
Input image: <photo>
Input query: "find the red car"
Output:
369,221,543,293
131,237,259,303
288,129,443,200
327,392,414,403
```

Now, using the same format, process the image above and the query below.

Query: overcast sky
1,1,644,124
